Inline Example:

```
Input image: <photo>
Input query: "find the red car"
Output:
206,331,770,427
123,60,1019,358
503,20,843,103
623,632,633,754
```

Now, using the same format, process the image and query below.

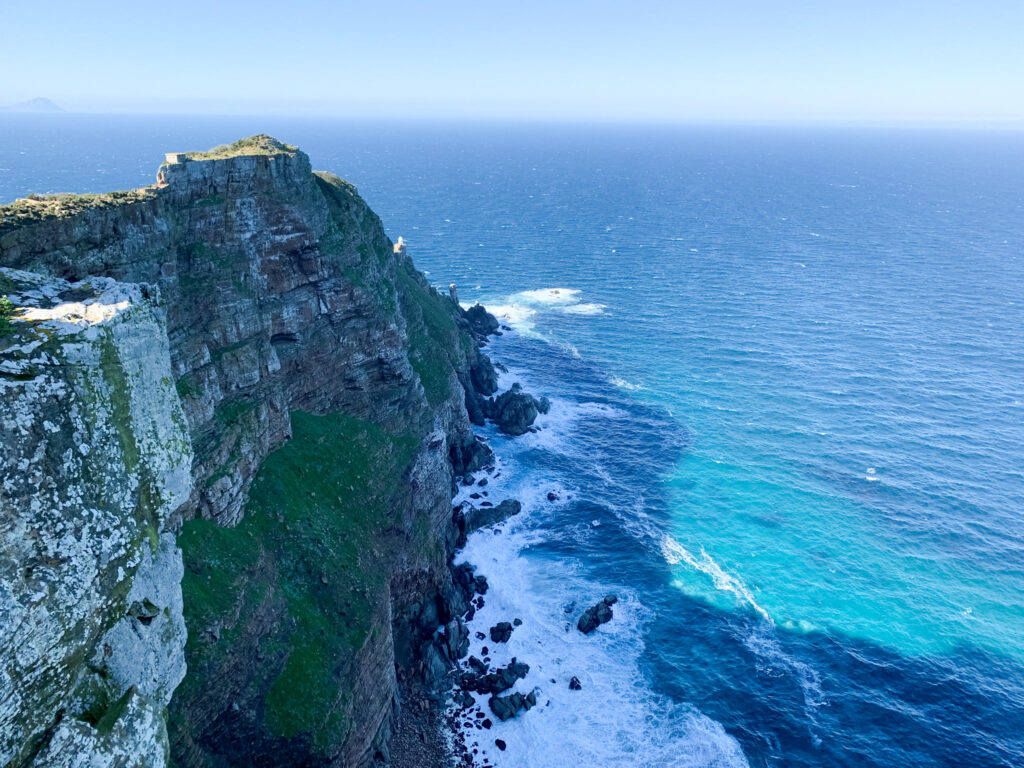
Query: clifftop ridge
0,134,302,235
0,136,503,768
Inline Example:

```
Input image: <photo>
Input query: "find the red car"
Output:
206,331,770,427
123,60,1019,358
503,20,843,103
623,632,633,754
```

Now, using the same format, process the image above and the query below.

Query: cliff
0,136,499,767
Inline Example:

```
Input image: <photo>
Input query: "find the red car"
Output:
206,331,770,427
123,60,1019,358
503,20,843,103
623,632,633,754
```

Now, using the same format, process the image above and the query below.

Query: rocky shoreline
399,311,618,768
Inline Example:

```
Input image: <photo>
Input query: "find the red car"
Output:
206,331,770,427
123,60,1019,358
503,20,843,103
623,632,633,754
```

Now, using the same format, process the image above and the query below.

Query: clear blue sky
1,0,1022,122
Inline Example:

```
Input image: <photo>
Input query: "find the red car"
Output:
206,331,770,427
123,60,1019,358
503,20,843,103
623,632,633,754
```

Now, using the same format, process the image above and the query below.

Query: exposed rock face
0,136,502,768
463,303,499,340
487,383,551,436
455,498,522,545
0,268,192,768
578,594,618,634
488,690,537,722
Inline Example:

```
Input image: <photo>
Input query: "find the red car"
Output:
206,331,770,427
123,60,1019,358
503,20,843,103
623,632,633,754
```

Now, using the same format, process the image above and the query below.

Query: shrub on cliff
0,295,14,335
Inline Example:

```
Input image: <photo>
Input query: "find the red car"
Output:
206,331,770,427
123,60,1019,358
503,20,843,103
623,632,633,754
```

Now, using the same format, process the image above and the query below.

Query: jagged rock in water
461,659,529,695
455,498,522,546
470,354,499,396
451,436,494,475
489,622,514,643
578,594,618,634
488,383,548,435
488,690,537,722
0,268,192,768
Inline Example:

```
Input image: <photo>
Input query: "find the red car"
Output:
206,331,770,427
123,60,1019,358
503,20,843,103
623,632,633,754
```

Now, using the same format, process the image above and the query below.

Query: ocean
2,115,1023,767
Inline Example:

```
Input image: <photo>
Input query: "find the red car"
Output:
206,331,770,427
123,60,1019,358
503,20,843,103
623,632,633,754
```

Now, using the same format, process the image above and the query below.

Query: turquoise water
2,117,1023,766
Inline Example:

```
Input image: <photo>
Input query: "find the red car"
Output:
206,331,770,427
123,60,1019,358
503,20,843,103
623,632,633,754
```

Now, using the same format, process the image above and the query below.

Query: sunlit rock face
0,139,494,767
0,268,192,768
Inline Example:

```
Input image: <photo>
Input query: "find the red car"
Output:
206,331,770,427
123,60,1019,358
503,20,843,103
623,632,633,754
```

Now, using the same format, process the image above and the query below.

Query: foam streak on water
452,344,749,767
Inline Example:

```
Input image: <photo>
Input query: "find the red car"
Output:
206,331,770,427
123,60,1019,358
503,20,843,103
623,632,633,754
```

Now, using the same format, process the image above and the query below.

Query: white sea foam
661,536,773,623
609,376,645,392
454,503,749,768
562,302,607,315
480,287,607,335
451,365,749,767
518,287,582,304
743,624,827,746
487,303,539,333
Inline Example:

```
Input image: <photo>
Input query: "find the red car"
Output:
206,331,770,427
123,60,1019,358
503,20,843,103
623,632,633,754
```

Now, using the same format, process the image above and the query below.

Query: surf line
661,535,773,624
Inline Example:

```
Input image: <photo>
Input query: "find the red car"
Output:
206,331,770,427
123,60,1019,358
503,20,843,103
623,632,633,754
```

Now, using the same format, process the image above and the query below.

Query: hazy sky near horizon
2,0,1022,122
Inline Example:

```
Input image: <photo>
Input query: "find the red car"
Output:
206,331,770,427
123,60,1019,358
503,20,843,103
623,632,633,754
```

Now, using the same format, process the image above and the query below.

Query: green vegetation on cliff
176,411,418,751
186,134,298,161
397,263,466,406
0,189,156,233
0,295,14,335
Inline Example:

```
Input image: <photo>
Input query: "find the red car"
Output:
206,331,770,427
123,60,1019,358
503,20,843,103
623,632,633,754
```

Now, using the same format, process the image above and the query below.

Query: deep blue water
2,116,1024,767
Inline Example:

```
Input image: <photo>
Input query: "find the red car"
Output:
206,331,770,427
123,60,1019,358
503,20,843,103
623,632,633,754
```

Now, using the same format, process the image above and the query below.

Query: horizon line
2,109,1024,131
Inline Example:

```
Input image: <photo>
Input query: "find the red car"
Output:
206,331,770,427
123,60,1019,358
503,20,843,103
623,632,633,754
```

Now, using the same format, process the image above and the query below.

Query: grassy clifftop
184,134,299,161
0,189,157,233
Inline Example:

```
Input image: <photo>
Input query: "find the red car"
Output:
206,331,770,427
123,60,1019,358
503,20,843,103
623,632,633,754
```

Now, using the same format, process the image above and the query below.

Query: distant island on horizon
1,97,64,113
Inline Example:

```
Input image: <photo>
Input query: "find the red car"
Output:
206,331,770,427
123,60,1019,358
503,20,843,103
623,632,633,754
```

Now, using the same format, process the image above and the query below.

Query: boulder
577,595,618,635
569,676,582,691
488,690,537,722
489,622,514,643
463,658,529,695
488,384,548,435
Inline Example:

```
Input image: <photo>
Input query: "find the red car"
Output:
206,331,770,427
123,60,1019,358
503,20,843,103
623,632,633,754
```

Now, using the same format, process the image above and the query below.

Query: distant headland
0,97,64,113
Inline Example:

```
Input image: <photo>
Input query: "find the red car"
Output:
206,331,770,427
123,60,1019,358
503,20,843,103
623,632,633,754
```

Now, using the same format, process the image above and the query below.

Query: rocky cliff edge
0,136,503,767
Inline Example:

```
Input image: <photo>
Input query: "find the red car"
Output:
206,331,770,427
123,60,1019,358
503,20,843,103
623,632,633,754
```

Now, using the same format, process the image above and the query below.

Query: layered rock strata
0,135,524,767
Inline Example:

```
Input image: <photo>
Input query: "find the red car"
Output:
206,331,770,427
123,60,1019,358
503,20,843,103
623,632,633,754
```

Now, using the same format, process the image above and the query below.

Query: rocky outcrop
489,622,515,644
454,498,522,546
578,594,618,634
487,383,551,436
460,659,529,695
488,690,538,722
463,303,499,340
0,136,504,768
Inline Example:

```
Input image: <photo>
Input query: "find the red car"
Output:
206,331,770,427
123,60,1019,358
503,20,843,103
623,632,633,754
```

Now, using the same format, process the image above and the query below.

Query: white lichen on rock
0,267,192,767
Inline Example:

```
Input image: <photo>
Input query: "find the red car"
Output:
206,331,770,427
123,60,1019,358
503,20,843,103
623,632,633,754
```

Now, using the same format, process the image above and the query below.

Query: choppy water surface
3,117,1023,766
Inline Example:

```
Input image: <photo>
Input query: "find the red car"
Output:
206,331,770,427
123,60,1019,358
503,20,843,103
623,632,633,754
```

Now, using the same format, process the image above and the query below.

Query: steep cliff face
0,136,496,767
0,269,191,767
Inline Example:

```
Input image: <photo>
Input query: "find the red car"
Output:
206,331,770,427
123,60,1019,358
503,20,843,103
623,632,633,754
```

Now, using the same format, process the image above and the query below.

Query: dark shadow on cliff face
484,331,1024,768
